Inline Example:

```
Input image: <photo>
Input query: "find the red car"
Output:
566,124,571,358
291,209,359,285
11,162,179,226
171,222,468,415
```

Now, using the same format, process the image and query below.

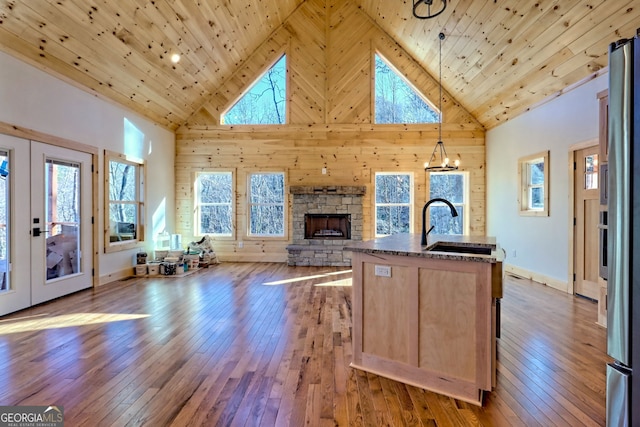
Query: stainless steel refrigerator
606,29,640,427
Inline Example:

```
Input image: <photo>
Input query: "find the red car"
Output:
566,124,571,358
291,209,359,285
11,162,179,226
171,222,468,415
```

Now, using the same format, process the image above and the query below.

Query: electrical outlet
322,167,327,174
512,249,516,258
374,265,391,277
238,241,244,249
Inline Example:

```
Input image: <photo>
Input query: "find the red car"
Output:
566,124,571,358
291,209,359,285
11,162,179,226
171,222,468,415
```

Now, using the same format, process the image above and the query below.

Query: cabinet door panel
419,268,477,381
362,263,411,362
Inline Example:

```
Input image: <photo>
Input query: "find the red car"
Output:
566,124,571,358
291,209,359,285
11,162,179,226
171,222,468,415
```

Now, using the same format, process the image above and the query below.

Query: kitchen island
344,233,503,406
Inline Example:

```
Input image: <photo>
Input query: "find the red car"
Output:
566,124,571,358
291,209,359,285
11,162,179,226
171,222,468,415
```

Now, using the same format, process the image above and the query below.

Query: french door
0,137,93,315
30,142,93,305
0,135,31,315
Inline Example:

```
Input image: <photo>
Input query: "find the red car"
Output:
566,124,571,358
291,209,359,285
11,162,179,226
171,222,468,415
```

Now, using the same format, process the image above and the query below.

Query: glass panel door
31,142,92,305
0,138,93,315
0,135,31,316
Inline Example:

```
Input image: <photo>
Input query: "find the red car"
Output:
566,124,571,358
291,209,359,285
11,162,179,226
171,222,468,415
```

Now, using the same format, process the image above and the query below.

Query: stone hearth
287,186,365,266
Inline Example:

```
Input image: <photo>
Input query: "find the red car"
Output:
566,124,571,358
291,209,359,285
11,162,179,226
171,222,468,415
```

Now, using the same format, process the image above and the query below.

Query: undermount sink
426,243,492,255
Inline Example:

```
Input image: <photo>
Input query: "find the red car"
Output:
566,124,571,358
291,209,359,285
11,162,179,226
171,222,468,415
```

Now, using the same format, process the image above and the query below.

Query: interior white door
0,135,32,316
30,142,92,305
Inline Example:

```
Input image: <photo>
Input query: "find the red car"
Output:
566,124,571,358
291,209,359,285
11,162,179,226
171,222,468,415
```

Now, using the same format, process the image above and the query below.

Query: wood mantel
289,186,366,195
345,233,502,406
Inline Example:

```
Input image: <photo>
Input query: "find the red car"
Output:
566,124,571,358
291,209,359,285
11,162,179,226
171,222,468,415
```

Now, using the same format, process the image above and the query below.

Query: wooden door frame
567,138,598,295
0,120,99,288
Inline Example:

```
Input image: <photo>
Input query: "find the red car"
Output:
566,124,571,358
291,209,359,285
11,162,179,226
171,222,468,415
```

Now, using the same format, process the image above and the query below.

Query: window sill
519,209,548,217
105,239,145,254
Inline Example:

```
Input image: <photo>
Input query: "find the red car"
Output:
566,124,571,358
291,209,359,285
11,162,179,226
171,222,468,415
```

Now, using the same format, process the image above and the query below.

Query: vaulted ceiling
0,1,637,131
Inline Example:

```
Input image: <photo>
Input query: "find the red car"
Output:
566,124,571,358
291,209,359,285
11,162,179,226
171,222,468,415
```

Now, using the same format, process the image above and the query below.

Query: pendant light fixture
412,0,447,20
424,32,459,172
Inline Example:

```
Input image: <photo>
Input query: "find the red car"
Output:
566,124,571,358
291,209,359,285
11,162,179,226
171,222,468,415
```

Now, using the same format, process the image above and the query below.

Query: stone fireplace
287,186,365,266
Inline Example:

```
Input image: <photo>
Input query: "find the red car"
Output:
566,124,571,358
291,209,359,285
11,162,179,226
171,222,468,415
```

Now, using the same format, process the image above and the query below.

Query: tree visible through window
248,172,285,236
527,161,545,209
46,159,82,279
374,53,439,124
107,154,144,246
518,151,549,216
196,172,233,236
222,55,286,125
375,173,413,236
429,172,467,235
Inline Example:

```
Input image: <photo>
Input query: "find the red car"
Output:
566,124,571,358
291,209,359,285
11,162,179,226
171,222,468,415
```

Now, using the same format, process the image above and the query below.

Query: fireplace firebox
304,214,351,240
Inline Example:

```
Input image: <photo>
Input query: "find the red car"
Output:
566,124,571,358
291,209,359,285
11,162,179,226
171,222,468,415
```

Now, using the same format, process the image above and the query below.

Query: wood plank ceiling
0,0,638,131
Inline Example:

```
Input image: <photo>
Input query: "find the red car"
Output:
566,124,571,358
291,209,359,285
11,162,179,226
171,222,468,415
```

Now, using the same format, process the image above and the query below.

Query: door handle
32,227,50,237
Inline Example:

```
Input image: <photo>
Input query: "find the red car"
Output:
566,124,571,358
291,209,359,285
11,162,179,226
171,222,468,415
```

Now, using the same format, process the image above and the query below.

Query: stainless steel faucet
421,198,458,245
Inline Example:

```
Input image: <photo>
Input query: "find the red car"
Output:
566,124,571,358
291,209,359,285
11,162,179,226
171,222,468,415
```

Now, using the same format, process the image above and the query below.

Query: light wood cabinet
598,89,609,162
361,263,412,363
351,251,499,406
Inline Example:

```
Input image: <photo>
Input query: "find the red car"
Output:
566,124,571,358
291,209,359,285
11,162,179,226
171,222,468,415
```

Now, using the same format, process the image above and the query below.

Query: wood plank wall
176,1,485,263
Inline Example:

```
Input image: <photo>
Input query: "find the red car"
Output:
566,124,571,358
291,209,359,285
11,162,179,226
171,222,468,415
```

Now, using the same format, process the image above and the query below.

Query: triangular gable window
374,53,439,124
222,55,286,125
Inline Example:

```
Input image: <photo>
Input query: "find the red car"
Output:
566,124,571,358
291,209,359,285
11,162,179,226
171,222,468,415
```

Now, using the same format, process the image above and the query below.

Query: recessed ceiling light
170,53,181,64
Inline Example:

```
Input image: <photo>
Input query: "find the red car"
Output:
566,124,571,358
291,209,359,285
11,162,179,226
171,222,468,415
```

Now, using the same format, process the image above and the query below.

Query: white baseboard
504,264,570,294
99,268,133,286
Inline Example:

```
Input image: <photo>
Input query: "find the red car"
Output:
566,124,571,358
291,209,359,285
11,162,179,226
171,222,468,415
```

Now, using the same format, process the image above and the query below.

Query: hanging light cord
425,31,458,171
438,32,444,144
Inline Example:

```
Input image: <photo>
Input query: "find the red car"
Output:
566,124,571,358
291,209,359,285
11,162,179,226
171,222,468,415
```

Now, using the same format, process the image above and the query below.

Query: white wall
486,74,607,288
0,51,175,282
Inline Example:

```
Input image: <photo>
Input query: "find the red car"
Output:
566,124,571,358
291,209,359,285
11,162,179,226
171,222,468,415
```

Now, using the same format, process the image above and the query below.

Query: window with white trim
105,151,144,251
248,172,285,237
195,171,234,237
375,172,413,236
428,171,468,235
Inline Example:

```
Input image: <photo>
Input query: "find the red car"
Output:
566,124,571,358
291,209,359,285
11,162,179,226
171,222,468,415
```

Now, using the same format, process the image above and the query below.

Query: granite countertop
343,233,502,263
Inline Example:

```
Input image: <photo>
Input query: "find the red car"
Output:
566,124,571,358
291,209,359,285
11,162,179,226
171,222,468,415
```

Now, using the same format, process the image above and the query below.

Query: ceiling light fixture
424,32,459,172
413,0,447,20
170,53,181,64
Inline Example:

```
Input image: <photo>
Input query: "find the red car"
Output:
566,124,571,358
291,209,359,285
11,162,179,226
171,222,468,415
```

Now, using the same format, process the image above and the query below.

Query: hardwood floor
0,263,608,426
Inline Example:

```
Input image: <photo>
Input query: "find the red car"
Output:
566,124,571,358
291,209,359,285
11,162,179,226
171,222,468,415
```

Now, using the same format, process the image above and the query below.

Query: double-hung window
105,151,144,251
428,172,468,235
375,172,413,236
195,171,234,237
519,151,549,216
248,172,286,237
